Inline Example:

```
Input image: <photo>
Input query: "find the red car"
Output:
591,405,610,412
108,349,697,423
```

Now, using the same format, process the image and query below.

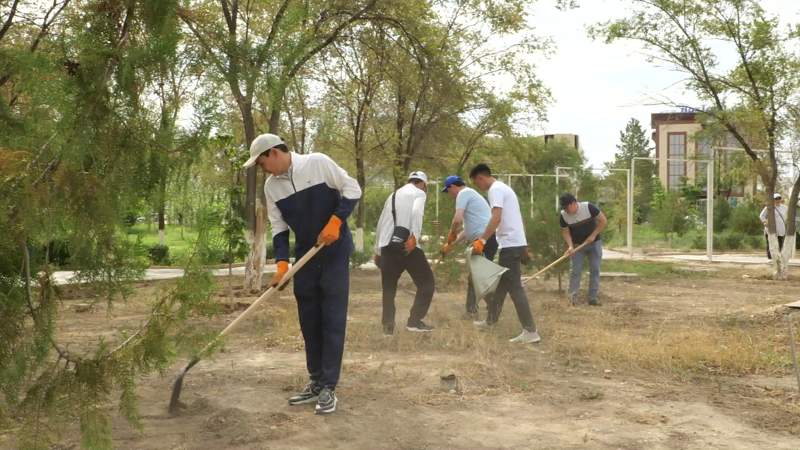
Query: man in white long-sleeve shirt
374,171,435,335
760,193,788,260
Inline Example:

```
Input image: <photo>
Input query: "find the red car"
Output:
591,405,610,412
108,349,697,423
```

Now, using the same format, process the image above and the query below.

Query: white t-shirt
488,180,527,248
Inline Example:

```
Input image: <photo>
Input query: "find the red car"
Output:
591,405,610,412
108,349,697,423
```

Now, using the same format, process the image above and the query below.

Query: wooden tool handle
522,240,592,285
198,244,324,355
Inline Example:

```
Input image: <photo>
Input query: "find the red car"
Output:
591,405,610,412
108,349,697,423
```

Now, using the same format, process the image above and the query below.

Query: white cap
774,193,782,199
243,133,285,168
408,171,428,184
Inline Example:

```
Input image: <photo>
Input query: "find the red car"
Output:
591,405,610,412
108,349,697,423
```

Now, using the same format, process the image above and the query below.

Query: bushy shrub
692,234,705,250
729,201,763,235
349,249,373,269
722,232,744,250
147,244,170,265
650,190,690,238
714,198,732,231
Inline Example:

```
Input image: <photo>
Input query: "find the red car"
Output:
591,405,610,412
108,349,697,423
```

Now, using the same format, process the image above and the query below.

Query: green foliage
148,244,171,265
525,196,567,281
610,118,657,222
650,187,690,239
349,250,373,270
601,259,711,279
593,0,800,265
0,1,226,447
721,232,744,250
714,198,732,231
434,257,466,290
729,201,764,235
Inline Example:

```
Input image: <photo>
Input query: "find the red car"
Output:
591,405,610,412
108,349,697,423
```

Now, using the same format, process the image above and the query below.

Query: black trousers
465,235,499,314
486,246,536,332
380,246,435,327
765,234,785,260
293,241,351,389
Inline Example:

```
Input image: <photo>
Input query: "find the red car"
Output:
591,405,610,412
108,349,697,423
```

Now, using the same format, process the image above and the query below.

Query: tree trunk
769,233,788,280
157,208,166,246
354,145,366,252
242,102,265,291
244,197,267,291
157,173,167,246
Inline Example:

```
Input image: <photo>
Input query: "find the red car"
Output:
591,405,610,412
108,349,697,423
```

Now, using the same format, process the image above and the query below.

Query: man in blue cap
440,175,498,320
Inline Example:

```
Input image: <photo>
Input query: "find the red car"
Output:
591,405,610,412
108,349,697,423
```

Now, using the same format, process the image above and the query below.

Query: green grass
606,223,763,252
125,223,202,263
601,259,711,279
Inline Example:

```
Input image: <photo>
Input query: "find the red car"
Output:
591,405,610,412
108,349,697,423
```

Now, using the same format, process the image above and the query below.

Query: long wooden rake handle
203,244,323,353
522,240,591,285
168,244,323,414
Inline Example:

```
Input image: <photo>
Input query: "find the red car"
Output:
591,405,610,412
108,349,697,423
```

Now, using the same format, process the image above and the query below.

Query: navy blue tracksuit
264,152,361,389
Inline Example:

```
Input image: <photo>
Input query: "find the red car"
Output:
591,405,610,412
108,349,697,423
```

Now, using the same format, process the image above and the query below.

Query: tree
650,185,690,242
178,0,380,291
364,0,549,187
609,118,656,222
315,22,393,250
594,0,800,279
1,1,219,447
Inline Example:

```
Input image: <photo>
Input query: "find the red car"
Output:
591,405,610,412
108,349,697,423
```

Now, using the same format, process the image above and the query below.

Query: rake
168,244,323,414
521,240,591,285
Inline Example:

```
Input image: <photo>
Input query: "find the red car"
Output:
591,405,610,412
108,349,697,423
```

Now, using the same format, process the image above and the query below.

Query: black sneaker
383,323,394,336
406,320,434,332
588,299,601,306
288,382,321,405
315,387,337,415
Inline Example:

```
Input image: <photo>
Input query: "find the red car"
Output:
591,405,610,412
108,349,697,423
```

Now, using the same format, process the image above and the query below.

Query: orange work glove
404,234,417,254
472,239,485,255
446,230,458,245
270,261,289,288
317,215,343,246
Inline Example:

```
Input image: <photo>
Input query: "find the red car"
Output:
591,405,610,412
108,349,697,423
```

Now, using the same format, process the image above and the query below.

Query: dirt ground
4,260,800,449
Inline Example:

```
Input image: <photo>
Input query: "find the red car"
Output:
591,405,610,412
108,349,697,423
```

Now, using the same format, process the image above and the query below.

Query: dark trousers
765,234,785,259
293,244,350,389
380,246,435,327
465,235,499,314
487,246,536,331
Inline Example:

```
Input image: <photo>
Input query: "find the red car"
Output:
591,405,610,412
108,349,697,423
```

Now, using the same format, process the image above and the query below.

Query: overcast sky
524,0,800,168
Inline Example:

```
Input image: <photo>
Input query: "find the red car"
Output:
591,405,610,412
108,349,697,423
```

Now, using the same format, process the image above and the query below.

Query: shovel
168,244,323,414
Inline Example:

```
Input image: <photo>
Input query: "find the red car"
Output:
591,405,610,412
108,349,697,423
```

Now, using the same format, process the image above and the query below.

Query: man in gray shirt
440,175,498,320
559,193,607,306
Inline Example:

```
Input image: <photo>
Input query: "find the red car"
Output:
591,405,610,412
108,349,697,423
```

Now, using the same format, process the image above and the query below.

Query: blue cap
442,175,463,192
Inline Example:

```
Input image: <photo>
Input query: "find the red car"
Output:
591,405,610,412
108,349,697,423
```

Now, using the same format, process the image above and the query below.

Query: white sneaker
473,319,488,327
509,329,541,344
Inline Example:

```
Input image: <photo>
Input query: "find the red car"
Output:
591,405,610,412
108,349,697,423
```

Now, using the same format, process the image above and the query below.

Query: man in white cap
244,133,361,415
374,171,435,335
760,192,788,259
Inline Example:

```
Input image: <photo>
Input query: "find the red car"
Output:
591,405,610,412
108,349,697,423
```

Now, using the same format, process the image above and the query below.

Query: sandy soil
3,263,800,450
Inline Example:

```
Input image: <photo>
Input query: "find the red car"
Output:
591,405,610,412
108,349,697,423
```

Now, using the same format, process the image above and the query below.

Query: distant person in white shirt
468,163,540,344
374,171,435,335
760,193,788,260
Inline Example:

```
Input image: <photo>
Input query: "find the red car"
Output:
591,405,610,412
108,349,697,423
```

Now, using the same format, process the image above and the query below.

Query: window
668,133,686,190
696,137,711,187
